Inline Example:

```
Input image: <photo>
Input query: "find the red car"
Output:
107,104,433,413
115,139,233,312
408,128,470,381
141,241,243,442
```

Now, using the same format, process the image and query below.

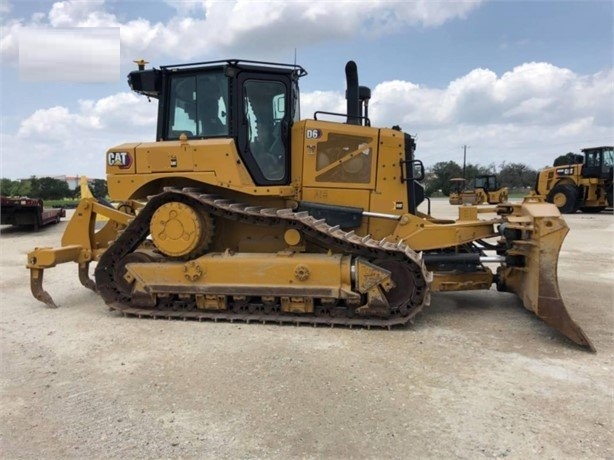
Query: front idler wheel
149,201,214,258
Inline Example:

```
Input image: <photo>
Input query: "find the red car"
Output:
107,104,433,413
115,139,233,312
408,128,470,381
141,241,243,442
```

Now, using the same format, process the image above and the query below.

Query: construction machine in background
460,174,509,205
26,59,594,351
536,146,613,213
448,178,466,205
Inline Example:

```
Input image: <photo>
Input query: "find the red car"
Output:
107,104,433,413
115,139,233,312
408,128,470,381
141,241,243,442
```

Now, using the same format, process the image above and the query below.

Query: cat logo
556,166,575,176
107,151,132,169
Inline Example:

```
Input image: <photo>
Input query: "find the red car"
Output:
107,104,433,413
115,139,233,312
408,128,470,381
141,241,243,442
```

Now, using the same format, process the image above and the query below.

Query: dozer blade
498,200,595,352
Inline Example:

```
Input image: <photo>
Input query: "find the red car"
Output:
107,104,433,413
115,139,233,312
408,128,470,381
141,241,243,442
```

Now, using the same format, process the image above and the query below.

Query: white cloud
0,19,20,61
48,0,117,27
372,63,613,127
300,91,346,121
3,92,157,179
363,63,613,166
1,0,483,64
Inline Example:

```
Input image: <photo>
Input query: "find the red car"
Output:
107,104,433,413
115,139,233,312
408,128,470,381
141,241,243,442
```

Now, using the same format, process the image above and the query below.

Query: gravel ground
1,198,612,459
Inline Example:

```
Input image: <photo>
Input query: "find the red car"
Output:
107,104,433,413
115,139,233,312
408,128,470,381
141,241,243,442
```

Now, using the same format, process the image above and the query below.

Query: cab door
236,73,292,185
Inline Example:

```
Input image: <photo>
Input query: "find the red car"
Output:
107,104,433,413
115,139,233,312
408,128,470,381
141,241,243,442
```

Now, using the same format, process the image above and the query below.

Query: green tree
13,180,31,196
90,179,108,199
0,178,31,196
0,178,14,195
553,152,584,166
30,176,71,200
425,161,463,196
497,162,538,190
464,163,494,185
29,176,40,197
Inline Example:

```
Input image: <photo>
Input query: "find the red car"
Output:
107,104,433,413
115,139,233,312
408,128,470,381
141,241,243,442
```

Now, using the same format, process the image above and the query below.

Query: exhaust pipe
345,61,360,125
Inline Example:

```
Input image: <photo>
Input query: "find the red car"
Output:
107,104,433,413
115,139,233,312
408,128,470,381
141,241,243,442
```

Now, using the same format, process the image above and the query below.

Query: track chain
95,187,431,328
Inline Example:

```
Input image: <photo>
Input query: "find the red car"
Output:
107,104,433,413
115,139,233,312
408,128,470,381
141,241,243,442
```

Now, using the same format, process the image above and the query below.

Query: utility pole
462,145,468,179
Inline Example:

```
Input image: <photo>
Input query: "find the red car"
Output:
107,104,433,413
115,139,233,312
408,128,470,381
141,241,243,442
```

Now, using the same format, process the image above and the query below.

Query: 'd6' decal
306,129,322,140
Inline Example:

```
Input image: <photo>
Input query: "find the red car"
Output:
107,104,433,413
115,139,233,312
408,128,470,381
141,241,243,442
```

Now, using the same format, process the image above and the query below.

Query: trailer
0,196,65,230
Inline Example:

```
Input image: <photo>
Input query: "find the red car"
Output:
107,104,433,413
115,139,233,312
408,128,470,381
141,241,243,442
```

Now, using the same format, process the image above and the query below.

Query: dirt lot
1,198,612,459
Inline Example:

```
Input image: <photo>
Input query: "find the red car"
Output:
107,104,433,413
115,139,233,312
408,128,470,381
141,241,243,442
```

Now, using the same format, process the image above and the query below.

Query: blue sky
1,0,612,179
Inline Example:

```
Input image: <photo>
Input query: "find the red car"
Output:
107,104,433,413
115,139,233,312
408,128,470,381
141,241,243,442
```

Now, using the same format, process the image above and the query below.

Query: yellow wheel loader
27,59,594,351
536,146,613,214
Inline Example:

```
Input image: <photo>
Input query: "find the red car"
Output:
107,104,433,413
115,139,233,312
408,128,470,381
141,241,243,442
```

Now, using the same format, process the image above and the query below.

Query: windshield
167,71,229,139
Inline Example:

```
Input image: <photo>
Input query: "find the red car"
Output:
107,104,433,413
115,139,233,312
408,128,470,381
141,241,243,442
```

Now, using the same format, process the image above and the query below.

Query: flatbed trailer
0,196,65,230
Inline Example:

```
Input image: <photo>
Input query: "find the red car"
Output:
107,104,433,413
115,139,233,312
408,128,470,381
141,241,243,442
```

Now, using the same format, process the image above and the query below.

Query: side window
169,77,197,136
167,72,229,139
603,148,614,167
244,80,287,180
586,152,598,168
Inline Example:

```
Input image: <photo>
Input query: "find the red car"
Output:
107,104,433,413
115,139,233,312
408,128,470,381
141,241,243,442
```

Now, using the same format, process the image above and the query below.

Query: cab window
244,80,286,180
167,72,229,139
603,147,614,167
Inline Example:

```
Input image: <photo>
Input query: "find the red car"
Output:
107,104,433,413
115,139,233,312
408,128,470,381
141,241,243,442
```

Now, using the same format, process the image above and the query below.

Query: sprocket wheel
372,259,423,315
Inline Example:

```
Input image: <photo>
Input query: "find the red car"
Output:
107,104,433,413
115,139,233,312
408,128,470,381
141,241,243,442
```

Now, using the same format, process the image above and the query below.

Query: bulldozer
26,59,594,351
535,146,613,213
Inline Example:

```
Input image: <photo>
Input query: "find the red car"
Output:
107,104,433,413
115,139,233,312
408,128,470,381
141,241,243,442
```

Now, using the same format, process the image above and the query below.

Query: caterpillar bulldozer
26,59,594,351
536,146,613,214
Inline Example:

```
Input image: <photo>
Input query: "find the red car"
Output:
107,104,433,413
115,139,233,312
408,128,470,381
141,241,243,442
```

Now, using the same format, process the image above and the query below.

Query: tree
0,178,13,195
30,176,71,200
425,161,463,196
464,163,494,184
497,162,538,190
90,179,109,199
553,152,584,166
0,178,31,196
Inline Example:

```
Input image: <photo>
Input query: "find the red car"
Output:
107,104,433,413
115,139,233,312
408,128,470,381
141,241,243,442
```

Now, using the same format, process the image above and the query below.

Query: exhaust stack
345,61,360,125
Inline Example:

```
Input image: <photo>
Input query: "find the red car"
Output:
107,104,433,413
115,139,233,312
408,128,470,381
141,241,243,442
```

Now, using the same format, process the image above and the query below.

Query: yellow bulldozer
449,175,508,205
448,178,466,205
26,59,594,351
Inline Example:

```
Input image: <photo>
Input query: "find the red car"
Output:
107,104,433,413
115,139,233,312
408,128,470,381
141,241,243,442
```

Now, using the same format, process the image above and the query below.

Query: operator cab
127,59,306,186
449,178,466,194
582,146,614,180
474,174,498,192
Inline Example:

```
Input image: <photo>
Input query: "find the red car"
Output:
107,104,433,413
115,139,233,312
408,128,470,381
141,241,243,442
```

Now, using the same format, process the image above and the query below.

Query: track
94,188,431,327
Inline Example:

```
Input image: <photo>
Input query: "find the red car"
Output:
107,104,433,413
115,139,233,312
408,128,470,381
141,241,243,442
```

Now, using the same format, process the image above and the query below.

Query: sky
0,0,612,180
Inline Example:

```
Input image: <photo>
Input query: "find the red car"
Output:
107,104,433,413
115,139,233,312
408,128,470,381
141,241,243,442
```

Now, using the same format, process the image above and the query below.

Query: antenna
294,48,297,66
